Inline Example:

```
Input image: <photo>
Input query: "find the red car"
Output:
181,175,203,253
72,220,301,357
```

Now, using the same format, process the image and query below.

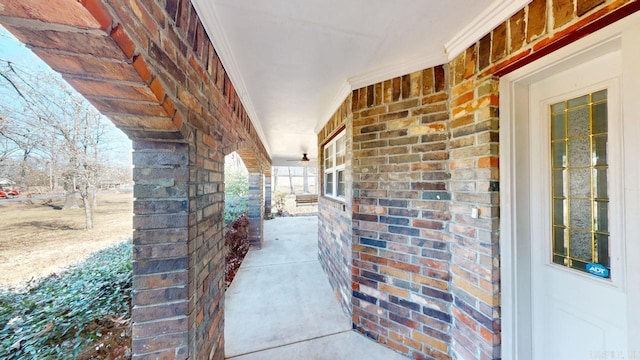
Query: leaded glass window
551,90,610,277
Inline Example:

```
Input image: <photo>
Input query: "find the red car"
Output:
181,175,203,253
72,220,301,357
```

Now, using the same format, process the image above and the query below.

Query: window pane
336,136,346,166
553,141,566,168
568,169,590,198
553,254,566,266
552,113,565,140
593,168,607,199
567,106,589,137
596,234,609,268
592,89,607,102
569,230,592,262
552,102,566,114
553,199,565,226
550,91,610,277
337,170,345,197
592,101,607,134
567,95,589,108
568,138,590,167
595,201,608,233
570,258,589,271
593,134,607,166
325,173,333,196
324,144,333,169
569,199,591,229
553,227,567,256
553,170,565,197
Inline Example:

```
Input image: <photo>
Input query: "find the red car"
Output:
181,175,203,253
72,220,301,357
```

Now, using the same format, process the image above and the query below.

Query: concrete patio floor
224,216,408,360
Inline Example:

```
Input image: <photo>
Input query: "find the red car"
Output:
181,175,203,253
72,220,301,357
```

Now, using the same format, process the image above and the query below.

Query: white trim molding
315,52,446,134
190,0,272,157
314,80,352,134
347,53,446,90
314,52,447,134
445,0,531,61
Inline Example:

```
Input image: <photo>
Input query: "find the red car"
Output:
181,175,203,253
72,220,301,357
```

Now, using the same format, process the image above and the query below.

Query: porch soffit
192,0,531,166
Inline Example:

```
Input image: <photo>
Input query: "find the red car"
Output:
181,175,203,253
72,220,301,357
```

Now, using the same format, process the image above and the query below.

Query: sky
0,25,133,166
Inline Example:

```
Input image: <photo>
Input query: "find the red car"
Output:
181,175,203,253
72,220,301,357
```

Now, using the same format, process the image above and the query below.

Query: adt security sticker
586,263,609,278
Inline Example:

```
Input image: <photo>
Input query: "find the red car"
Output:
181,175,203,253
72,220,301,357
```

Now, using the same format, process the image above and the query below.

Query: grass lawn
0,192,133,287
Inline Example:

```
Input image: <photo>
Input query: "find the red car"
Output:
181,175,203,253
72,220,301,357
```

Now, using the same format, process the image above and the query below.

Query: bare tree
0,109,43,190
0,60,116,229
54,99,107,228
287,167,294,194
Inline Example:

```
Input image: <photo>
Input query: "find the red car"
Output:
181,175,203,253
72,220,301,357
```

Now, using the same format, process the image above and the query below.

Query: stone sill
320,196,346,212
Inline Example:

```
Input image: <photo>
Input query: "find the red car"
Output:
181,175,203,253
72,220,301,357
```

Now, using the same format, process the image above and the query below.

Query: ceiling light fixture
301,153,310,167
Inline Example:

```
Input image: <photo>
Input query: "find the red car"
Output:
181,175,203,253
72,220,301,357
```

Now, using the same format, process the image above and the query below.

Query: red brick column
264,174,272,218
132,141,190,359
248,172,264,248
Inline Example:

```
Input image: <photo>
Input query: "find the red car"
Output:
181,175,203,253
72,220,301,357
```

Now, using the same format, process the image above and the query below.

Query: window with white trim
323,131,345,199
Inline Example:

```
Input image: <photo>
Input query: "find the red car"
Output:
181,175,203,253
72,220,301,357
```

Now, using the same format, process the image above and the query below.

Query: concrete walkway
224,216,407,360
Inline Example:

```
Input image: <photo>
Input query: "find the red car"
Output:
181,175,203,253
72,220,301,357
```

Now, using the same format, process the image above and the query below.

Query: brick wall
132,140,190,358
0,0,271,359
446,0,638,358
317,95,354,315
316,1,639,359
349,67,453,359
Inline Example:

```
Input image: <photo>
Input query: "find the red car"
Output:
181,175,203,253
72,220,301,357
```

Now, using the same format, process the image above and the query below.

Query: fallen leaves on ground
225,214,250,287
79,214,249,359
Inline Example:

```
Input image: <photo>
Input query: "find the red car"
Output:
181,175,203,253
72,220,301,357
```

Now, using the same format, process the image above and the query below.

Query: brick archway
0,1,270,358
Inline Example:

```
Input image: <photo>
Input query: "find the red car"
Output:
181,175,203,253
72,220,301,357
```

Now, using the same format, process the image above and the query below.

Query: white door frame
499,11,640,359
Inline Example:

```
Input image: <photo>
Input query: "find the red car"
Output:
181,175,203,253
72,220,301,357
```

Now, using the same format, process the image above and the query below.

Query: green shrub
225,195,248,224
225,170,249,224
273,192,287,216
0,241,132,359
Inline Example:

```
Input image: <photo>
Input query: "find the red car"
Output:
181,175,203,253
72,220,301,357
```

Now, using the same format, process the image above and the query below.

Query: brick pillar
132,141,190,359
248,172,264,248
264,173,272,218
448,44,501,359
191,133,226,360
349,68,453,359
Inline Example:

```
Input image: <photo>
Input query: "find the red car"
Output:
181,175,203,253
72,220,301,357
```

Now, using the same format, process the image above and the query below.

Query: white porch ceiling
192,0,530,166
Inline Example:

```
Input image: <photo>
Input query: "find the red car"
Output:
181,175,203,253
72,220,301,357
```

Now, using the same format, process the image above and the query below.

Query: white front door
500,12,640,360
528,50,628,360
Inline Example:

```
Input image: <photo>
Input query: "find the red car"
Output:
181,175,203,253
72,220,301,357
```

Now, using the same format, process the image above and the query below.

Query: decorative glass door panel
550,90,610,277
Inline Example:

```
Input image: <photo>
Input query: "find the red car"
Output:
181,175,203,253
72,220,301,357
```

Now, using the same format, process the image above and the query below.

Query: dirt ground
0,192,134,287
0,191,316,288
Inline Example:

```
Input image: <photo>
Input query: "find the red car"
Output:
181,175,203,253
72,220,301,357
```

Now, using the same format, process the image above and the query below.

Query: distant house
99,179,122,190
